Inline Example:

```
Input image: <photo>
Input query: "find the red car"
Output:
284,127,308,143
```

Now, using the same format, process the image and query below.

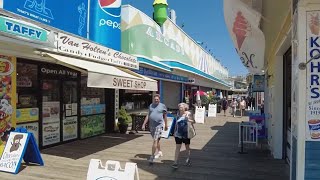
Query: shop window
16,62,40,141
17,63,38,109
80,77,106,139
42,80,60,102
120,90,152,111
80,77,105,114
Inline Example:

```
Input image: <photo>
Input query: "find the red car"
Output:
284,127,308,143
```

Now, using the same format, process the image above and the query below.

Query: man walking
142,94,168,164
222,97,228,116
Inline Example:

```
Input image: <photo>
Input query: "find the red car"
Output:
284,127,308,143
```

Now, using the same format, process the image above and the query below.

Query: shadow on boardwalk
129,119,289,180
41,133,143,160
7,114,289,180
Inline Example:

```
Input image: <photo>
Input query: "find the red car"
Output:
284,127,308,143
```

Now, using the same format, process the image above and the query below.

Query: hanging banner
223,0,265,74
306,10,320,141
252,75,265,92
0,55,16,156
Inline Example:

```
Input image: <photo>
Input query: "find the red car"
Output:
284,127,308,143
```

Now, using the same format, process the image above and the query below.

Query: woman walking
172,103,195,169
240,98,246,117
231,98,238,117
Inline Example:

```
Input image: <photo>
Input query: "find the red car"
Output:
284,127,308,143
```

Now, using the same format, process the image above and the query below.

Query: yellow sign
16,108,39,123
0,55,16,155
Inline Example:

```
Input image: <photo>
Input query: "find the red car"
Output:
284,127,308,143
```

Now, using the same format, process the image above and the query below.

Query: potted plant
117,106,132,134
205,91,221,113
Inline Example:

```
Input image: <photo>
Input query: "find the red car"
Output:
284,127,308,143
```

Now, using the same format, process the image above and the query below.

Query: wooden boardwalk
1,114,289,180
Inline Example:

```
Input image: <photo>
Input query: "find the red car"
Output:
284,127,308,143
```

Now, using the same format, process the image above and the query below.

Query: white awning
46,53,158,91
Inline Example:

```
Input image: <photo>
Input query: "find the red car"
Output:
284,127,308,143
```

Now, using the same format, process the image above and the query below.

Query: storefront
0,15,158,151
80,77,106,139
132,66,190,110
16,60,80,147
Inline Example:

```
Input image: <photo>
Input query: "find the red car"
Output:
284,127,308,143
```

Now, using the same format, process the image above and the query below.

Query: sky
122,0,248,76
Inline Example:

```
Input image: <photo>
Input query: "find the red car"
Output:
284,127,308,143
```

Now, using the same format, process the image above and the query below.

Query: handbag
187,122,196,139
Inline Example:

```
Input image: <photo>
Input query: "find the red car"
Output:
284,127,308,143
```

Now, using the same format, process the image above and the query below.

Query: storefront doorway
283,47,292,163
40,64,80,147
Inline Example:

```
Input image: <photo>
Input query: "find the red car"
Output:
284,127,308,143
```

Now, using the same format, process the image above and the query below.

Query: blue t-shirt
148,103,167,128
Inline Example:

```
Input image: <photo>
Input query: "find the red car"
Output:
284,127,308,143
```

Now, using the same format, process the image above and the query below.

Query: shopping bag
187,122,196,139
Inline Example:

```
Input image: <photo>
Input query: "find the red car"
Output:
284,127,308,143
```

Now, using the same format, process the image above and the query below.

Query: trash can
131,114,148,133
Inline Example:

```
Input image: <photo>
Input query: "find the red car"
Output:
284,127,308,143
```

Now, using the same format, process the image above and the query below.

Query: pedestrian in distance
231,98,238,117
142,94,168,164
222,97,228,116
172,103,195,169
240,98,246,117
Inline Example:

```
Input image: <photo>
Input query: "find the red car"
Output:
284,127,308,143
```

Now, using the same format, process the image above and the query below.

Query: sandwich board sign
0,127,44,174
208,104,217,117
195,106,205,124
161,114,176,139
87,159,140,180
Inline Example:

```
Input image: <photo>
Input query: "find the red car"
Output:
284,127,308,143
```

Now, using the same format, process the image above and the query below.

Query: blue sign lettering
5,21,42,39
134,67,188,82
3,0,88,38
311,37,320,48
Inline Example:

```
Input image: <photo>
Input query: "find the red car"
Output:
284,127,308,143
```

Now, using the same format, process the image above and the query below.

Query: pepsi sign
89,0,122,50
99,0,121,17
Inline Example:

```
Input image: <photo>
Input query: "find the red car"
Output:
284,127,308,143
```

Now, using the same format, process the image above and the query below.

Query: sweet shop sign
306,11,320,140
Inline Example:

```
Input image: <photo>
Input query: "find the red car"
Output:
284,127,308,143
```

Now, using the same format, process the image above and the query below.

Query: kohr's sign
306,11,320,141
0,16,47,42
1,0,88,38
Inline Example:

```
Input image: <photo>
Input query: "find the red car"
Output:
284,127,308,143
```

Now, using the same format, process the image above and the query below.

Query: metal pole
238,123,248,154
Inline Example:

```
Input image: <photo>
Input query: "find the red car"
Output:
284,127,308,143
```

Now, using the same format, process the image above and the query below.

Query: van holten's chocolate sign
57,33,138,70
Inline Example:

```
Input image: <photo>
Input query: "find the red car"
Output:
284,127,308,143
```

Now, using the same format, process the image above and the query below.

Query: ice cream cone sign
233,11,251,50
309,13,320,35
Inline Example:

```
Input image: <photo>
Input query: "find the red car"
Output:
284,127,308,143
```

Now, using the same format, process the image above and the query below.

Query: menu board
63,116,78,141
0,132,28,173
42,102,60,123
16,122,39,146
42,102,60,146
42,121,60,146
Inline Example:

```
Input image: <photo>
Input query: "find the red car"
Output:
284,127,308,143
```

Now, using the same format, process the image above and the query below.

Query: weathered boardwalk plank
0,114,289,180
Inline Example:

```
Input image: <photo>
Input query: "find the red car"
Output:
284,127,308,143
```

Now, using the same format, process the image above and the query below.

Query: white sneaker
154,151,163,159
